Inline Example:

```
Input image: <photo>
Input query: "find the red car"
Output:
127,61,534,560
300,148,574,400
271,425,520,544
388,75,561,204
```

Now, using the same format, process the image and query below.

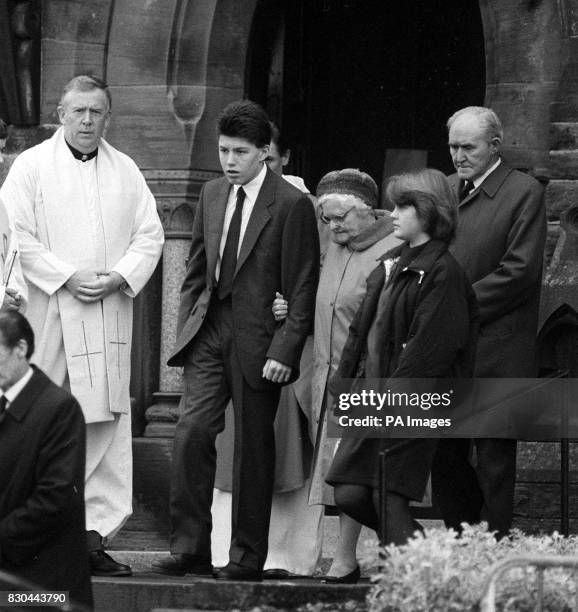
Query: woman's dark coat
327,239,479,500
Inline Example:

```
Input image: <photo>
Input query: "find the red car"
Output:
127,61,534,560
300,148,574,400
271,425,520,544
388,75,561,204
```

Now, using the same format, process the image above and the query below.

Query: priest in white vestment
0,75,164,577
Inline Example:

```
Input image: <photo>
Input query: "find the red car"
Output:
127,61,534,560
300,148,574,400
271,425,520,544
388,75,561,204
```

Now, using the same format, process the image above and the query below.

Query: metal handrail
480,555,578,612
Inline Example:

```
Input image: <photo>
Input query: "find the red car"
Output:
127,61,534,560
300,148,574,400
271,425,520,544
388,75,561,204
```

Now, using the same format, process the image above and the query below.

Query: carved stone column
0,0,40,126
143,169,221,437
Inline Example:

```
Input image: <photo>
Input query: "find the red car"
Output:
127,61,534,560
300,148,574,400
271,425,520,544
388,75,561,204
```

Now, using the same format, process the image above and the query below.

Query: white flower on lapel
383,257,399,282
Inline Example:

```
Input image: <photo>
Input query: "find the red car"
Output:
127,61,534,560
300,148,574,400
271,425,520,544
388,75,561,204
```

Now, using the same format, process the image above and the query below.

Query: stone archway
5,0,577,544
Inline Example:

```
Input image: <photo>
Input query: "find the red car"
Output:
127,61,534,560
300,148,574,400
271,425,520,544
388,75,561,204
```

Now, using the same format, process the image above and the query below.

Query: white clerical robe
0,128,164,539
0,127,164,423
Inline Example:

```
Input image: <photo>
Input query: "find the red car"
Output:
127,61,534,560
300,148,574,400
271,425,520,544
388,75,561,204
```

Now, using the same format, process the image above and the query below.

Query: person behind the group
0,75,165,576
432,106,546,538
211,122,323,578
265,122,310,194
0,194,26,313
153,100,319,581
264,121,334,254
273,168,400,581
325,168,478,546
0,311,93,609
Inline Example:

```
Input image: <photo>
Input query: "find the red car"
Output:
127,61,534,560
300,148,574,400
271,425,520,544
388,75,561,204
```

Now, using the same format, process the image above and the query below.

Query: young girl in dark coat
326,168,478,547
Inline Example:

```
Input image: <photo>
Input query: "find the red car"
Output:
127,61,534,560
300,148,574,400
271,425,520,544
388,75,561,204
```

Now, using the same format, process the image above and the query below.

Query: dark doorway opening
247,0,485,198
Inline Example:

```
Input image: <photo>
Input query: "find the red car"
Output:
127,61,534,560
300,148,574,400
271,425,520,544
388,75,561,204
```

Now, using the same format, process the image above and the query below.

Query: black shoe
321,565,360,584
215,561,262,582
89,550,132,577
262,568,307,580
262,568,291,580
151,553,213,577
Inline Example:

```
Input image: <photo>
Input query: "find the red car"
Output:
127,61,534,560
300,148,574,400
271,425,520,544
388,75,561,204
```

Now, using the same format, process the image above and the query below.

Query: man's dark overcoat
448,162,546,377
433,162,546,538
0,366,92,609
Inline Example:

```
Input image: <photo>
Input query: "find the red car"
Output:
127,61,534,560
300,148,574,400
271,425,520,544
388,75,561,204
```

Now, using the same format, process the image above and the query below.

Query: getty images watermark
327,377,577,439
337,387,454,430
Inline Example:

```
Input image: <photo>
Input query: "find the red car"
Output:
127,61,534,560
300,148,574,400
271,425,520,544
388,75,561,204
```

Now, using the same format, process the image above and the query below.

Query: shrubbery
366,524,578,611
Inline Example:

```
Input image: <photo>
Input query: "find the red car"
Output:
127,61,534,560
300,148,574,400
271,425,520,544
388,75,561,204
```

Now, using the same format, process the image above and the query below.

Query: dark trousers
432,438,517,538
169,298,280,569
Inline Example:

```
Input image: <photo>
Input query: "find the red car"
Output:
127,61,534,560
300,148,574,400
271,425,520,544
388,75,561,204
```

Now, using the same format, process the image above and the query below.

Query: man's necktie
217,186,246,300
459,180,475,202
0,395,7,414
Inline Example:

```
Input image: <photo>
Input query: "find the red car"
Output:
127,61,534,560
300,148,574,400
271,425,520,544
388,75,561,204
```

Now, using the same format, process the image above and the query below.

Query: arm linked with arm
266,196,320,370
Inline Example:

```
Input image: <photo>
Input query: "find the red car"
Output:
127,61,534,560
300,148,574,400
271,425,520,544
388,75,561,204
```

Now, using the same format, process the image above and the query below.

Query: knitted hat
316,168,378,208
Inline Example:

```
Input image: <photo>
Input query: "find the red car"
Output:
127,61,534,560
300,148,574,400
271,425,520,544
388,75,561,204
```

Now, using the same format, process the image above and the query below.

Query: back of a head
386,168,457,243
0,118,7,140
0,310,35,359
217,100,271,148
60,75,111,110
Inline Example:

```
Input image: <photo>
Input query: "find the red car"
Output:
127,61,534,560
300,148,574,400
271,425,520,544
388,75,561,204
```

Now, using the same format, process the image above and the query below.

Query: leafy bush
365,524,578,611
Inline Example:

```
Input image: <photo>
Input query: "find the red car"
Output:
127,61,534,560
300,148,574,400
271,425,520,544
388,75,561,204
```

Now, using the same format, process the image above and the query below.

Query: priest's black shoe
89,550,132,577
215,562,262,582
151,553,213,577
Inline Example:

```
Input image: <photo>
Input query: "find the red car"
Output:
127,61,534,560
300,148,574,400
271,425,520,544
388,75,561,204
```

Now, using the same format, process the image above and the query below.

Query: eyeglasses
319,204,357,225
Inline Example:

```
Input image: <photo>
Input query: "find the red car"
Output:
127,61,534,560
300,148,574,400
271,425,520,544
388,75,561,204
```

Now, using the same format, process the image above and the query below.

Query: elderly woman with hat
274,168,399,582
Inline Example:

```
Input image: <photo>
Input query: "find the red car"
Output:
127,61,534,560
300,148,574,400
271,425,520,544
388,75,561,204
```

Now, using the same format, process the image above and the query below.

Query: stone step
92,572,370,612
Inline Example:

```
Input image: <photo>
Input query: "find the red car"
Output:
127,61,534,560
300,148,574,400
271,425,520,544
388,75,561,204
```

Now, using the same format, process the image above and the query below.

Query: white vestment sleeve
1,153,76,296
110,167,164,297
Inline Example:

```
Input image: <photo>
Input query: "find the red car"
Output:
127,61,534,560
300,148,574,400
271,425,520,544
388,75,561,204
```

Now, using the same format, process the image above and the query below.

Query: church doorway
247,0,485,197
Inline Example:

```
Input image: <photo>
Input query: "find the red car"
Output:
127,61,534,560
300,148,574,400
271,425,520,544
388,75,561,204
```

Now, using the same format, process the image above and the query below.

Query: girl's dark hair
385,168,458,243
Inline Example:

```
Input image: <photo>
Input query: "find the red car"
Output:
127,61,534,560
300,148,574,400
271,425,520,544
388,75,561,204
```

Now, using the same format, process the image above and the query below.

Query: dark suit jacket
0,366,92,609
168,166,320,389
449,161,546,377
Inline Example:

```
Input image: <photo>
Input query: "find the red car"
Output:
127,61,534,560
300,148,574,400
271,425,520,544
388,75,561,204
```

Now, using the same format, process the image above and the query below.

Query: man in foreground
0,311,92,609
